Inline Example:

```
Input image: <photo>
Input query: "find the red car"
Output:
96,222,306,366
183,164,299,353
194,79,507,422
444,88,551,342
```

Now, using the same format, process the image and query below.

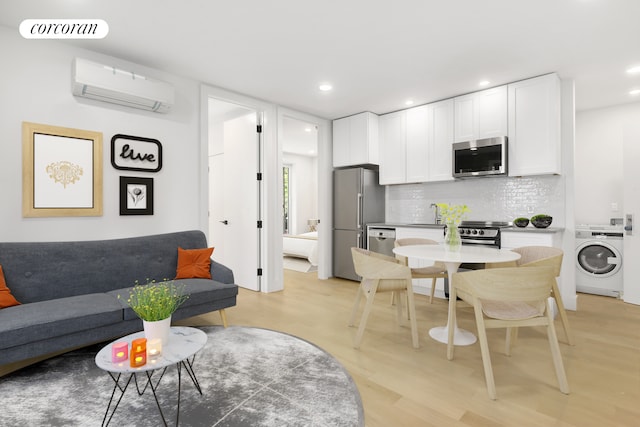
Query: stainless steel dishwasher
367,226,396,256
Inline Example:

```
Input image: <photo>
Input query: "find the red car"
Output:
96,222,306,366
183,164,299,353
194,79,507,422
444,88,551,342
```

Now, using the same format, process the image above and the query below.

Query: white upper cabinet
378,110,407,184
427,99,455,182
405,105,430,183
454,86,508,142
508,74,561,176
332,112,379,167
379,101,454,185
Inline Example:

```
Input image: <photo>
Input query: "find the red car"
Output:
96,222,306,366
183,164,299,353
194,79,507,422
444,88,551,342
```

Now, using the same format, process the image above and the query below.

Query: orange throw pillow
0,265,21,308
175,247,214,279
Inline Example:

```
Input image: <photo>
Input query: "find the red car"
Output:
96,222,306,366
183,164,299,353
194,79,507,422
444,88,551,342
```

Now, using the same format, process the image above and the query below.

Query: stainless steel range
458,221,512,249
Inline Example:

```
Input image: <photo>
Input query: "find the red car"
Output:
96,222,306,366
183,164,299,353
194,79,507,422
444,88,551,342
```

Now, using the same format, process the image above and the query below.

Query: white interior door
623,118,640,304
209,103,261,291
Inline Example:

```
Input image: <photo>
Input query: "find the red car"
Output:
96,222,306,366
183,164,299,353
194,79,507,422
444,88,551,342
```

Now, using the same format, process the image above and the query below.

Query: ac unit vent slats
72,58,174,113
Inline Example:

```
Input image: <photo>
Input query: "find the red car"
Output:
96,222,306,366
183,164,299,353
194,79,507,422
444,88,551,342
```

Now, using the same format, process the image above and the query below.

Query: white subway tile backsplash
386,175,565,226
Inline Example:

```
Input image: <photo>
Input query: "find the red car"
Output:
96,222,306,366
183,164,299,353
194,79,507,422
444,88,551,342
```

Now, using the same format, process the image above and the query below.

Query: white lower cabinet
396,227,446,297
500,230,560,250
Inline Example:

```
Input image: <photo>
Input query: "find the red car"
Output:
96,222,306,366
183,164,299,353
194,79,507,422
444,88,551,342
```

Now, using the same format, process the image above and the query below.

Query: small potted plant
531,214,553,228
126,279,189,345
514,217,530,227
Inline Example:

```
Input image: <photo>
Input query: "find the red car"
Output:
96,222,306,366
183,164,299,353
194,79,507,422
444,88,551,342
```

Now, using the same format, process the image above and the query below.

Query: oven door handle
462,239,498,245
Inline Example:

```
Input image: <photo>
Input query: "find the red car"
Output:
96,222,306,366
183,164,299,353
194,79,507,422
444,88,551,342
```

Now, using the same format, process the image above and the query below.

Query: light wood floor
180,270,640,427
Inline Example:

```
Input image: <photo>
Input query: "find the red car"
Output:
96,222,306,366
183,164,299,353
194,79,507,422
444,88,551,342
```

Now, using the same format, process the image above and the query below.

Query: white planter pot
143,315,172,345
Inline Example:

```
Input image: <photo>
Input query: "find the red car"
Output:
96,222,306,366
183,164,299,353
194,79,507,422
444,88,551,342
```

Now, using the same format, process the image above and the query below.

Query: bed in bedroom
282,231,318,266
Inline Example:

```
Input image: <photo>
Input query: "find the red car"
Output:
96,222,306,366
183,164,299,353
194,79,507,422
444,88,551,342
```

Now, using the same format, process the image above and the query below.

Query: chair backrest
394,238,439,266
454,266,555,307
512,246,563,277
351,247,412,290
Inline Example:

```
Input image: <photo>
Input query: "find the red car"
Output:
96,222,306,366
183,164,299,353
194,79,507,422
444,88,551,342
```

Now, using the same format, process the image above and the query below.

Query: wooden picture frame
22,122,103,217
119,176,154,215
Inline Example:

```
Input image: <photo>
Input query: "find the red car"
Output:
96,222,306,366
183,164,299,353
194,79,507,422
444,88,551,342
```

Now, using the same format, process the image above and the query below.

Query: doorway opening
281,116,319,274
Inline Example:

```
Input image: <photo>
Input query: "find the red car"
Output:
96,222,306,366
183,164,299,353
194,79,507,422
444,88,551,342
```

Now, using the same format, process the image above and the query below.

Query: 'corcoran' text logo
20,19,109,39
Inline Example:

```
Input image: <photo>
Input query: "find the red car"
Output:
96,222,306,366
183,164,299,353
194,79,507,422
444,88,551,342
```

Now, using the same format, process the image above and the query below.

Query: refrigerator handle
356,192,362,229
357,232,362,249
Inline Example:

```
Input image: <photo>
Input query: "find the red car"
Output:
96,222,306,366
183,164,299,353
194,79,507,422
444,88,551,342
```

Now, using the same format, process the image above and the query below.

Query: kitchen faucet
430,203,441,224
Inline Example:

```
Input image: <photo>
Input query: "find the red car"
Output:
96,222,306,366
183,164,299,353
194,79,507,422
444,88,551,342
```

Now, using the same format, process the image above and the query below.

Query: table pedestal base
429,325,477,346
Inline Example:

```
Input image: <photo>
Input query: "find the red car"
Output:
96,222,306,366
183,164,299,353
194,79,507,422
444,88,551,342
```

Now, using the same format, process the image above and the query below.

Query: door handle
625,214,633,236
356,193,362,229
220,220,229,225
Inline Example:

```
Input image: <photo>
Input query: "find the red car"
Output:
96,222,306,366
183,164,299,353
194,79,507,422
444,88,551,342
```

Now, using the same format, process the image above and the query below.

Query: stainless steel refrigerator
333,167,385,281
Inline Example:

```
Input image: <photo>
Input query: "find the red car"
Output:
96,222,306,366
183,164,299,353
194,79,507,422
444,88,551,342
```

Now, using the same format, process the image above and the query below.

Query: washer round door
576,241,622,278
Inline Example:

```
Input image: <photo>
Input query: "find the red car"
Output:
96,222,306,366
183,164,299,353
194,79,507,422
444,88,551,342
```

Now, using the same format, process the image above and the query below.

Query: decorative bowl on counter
514,217,530,228
531,214,553,228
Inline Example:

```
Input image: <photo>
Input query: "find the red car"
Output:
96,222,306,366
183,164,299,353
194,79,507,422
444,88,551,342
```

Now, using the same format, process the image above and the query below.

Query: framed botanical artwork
110,134,163,172
120,176,154,215
22,122,103,217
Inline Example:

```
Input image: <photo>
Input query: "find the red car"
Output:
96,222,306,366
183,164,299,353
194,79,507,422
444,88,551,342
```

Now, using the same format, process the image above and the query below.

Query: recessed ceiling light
304,127,311,132
630,89,640,96
479,80,490,87
318,83,333,92
626,66,640,74
405,99,414,106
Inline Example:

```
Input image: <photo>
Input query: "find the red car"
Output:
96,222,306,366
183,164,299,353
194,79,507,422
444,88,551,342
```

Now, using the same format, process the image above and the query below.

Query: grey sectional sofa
0,230,238,366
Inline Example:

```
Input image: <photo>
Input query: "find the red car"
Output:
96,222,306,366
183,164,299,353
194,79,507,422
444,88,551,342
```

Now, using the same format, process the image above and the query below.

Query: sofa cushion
108,279,238,321
0,265,20,308
0,293,123,350
175,247,214,279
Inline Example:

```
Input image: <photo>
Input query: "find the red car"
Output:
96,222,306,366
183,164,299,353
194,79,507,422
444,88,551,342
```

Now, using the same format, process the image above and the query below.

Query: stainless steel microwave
452,136,508,178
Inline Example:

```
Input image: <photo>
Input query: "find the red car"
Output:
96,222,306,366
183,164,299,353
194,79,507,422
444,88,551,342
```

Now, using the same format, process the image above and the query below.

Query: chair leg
348,286,364,327
406,286,419,348
546,300,570,394
353,289,376,349
505,327,518,356
552,280,574,345
429,277,436,304
474,305,497,400
219,309,228,328
394,291,404,324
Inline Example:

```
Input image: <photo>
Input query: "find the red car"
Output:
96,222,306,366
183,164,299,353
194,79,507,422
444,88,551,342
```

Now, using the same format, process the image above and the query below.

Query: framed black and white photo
111,134,162,172
119,176,154,215
22,122,103,217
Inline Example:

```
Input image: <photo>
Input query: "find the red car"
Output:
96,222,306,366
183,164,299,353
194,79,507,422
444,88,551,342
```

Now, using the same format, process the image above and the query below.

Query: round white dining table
392,244,521,347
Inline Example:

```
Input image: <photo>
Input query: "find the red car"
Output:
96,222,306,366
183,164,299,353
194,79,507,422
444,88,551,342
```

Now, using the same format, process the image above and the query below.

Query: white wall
0,26,202,242
575,103,640,225
283,153,318,235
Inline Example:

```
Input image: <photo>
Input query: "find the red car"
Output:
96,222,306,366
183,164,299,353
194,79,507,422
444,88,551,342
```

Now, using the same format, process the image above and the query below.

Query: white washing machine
575,225,624,297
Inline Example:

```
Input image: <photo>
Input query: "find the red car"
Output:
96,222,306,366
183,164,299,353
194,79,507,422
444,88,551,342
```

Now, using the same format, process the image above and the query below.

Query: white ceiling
2,0,640,119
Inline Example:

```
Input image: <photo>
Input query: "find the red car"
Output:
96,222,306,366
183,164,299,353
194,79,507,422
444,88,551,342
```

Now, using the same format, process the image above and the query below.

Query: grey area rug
0,326,364,427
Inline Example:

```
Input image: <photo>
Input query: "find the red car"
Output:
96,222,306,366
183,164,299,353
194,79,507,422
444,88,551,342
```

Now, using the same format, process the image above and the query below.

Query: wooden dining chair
349,247,419,349
449,266,570,400
394,238,448,304
485,246,573,346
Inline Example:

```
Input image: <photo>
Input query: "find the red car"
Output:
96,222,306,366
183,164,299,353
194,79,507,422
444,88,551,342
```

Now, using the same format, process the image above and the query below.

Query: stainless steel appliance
367,226,396,257
333,168,385,281
458,220,511,248
452,136,508,178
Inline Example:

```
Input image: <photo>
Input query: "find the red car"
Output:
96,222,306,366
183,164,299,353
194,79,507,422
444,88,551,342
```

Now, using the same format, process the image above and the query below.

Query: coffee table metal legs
101,355,202,427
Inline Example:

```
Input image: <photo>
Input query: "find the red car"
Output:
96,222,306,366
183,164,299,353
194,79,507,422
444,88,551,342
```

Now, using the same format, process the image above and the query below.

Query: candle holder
130,338,147,367
111,341,128,363
147,338,162,359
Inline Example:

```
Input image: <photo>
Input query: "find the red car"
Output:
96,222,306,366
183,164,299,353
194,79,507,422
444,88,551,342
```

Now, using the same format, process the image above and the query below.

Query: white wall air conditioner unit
72,58,174,113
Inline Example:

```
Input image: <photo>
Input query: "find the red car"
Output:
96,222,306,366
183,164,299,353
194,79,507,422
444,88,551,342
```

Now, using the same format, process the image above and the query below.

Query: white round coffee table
95,326,207,427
